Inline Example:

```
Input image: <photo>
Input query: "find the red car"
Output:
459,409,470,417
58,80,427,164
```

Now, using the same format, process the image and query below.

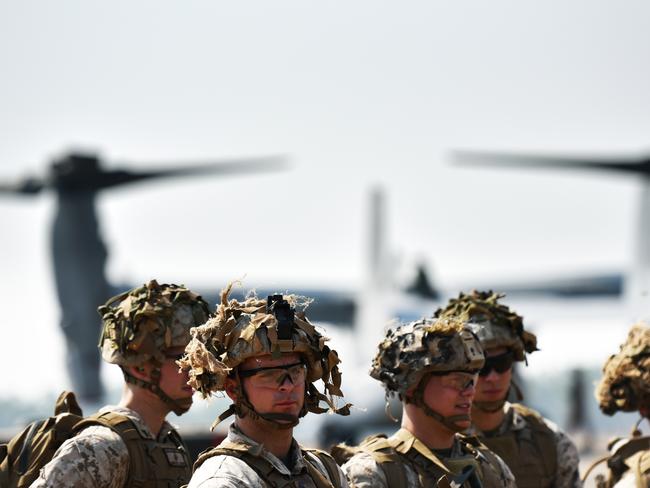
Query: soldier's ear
128,364,150,381
224,377,239,402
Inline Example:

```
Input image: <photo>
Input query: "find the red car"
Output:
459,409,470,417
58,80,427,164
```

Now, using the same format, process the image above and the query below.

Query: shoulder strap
80,411,147,488
300,452,336,488
365,434,413,488
613,436,650,461
194,444,295,488
303,449,341,488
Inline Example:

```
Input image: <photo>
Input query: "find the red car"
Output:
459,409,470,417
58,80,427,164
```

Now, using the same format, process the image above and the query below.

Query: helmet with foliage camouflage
596,323,650,416
98,279,211,415
99,279,211,367
371,316,484,432
435,290,537,361
371,316,484,396
178,283,351,429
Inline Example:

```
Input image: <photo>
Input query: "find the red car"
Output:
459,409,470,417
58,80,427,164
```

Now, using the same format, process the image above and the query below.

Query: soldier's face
238,353,306,420
421,372,477,430
474,347,512,404
158,346,195,403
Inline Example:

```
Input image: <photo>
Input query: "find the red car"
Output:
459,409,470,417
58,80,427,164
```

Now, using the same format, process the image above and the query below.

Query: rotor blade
451,150,650,176
0,177,45,196
92,155,290,191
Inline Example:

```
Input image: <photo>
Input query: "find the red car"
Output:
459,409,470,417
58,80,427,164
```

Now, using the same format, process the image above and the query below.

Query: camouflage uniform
180,286,351,488
340,316,516,488
30,406,184,488
591,323,650,488
31,280,210,488
188,423,348,488
436,291,582,488
466,402,582,488
342,428,515,488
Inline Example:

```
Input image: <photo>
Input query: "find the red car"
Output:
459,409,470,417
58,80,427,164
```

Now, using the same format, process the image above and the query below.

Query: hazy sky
2,0,650,405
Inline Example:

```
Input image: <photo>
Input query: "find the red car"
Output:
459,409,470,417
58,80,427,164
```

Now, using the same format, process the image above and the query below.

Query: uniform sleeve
544,420,583,488
187,455,266,488
29,425,129,488
341,452,388,488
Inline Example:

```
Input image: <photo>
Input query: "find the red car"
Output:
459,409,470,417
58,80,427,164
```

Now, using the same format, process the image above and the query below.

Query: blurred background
2,0,650,477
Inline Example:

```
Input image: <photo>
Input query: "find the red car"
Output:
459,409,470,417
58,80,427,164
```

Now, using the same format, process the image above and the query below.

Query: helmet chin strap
123,365,192,416
212,372,305,431
409,381,469,433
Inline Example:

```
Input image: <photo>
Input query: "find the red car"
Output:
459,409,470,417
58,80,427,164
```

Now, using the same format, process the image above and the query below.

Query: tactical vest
333,430,507,488
0,390,191,488
193,439,343,488
587,436,650,488
88,411,192,488
478,403,557,488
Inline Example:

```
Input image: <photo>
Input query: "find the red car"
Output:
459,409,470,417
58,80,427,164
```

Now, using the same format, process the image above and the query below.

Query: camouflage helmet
596,323,650,416
179,283,351,428
435,290,537,361
370,316,485,397
98,279,211,367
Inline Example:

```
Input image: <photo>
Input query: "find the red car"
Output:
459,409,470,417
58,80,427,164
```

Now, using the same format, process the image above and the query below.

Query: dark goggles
479,351,514,377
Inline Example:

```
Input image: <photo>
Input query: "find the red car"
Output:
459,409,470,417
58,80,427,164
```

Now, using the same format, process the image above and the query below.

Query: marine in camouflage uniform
435,290,582,488
30,279,211,488
588,323,650,488
180,284,351,488
338,316,517,488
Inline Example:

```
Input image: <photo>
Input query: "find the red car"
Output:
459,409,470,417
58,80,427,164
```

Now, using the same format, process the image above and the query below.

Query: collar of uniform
228,423,308,476
99,405,175,441
389,428,460,473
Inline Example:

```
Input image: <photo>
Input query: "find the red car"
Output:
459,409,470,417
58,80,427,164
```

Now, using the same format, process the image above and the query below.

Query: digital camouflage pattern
370,316,484,397
596,323,650,415
188,424,348,488
178,283,351,426
29,406,189,488
467,402,582,488
435,290,537,361
341,428,516,488
29,424,128,488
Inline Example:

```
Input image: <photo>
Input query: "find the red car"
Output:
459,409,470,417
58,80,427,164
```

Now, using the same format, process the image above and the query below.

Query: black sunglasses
479,351,514,377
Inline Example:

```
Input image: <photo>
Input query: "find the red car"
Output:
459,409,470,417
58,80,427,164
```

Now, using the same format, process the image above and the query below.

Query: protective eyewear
479,352,514,377
239,362,307,388
436,372,478,392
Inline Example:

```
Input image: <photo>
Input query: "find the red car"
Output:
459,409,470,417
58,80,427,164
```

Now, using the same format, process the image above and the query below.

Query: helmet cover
179,283,350,421
596,323,650,416
370,316,485,397
99,279,211,367
435,290,537,361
